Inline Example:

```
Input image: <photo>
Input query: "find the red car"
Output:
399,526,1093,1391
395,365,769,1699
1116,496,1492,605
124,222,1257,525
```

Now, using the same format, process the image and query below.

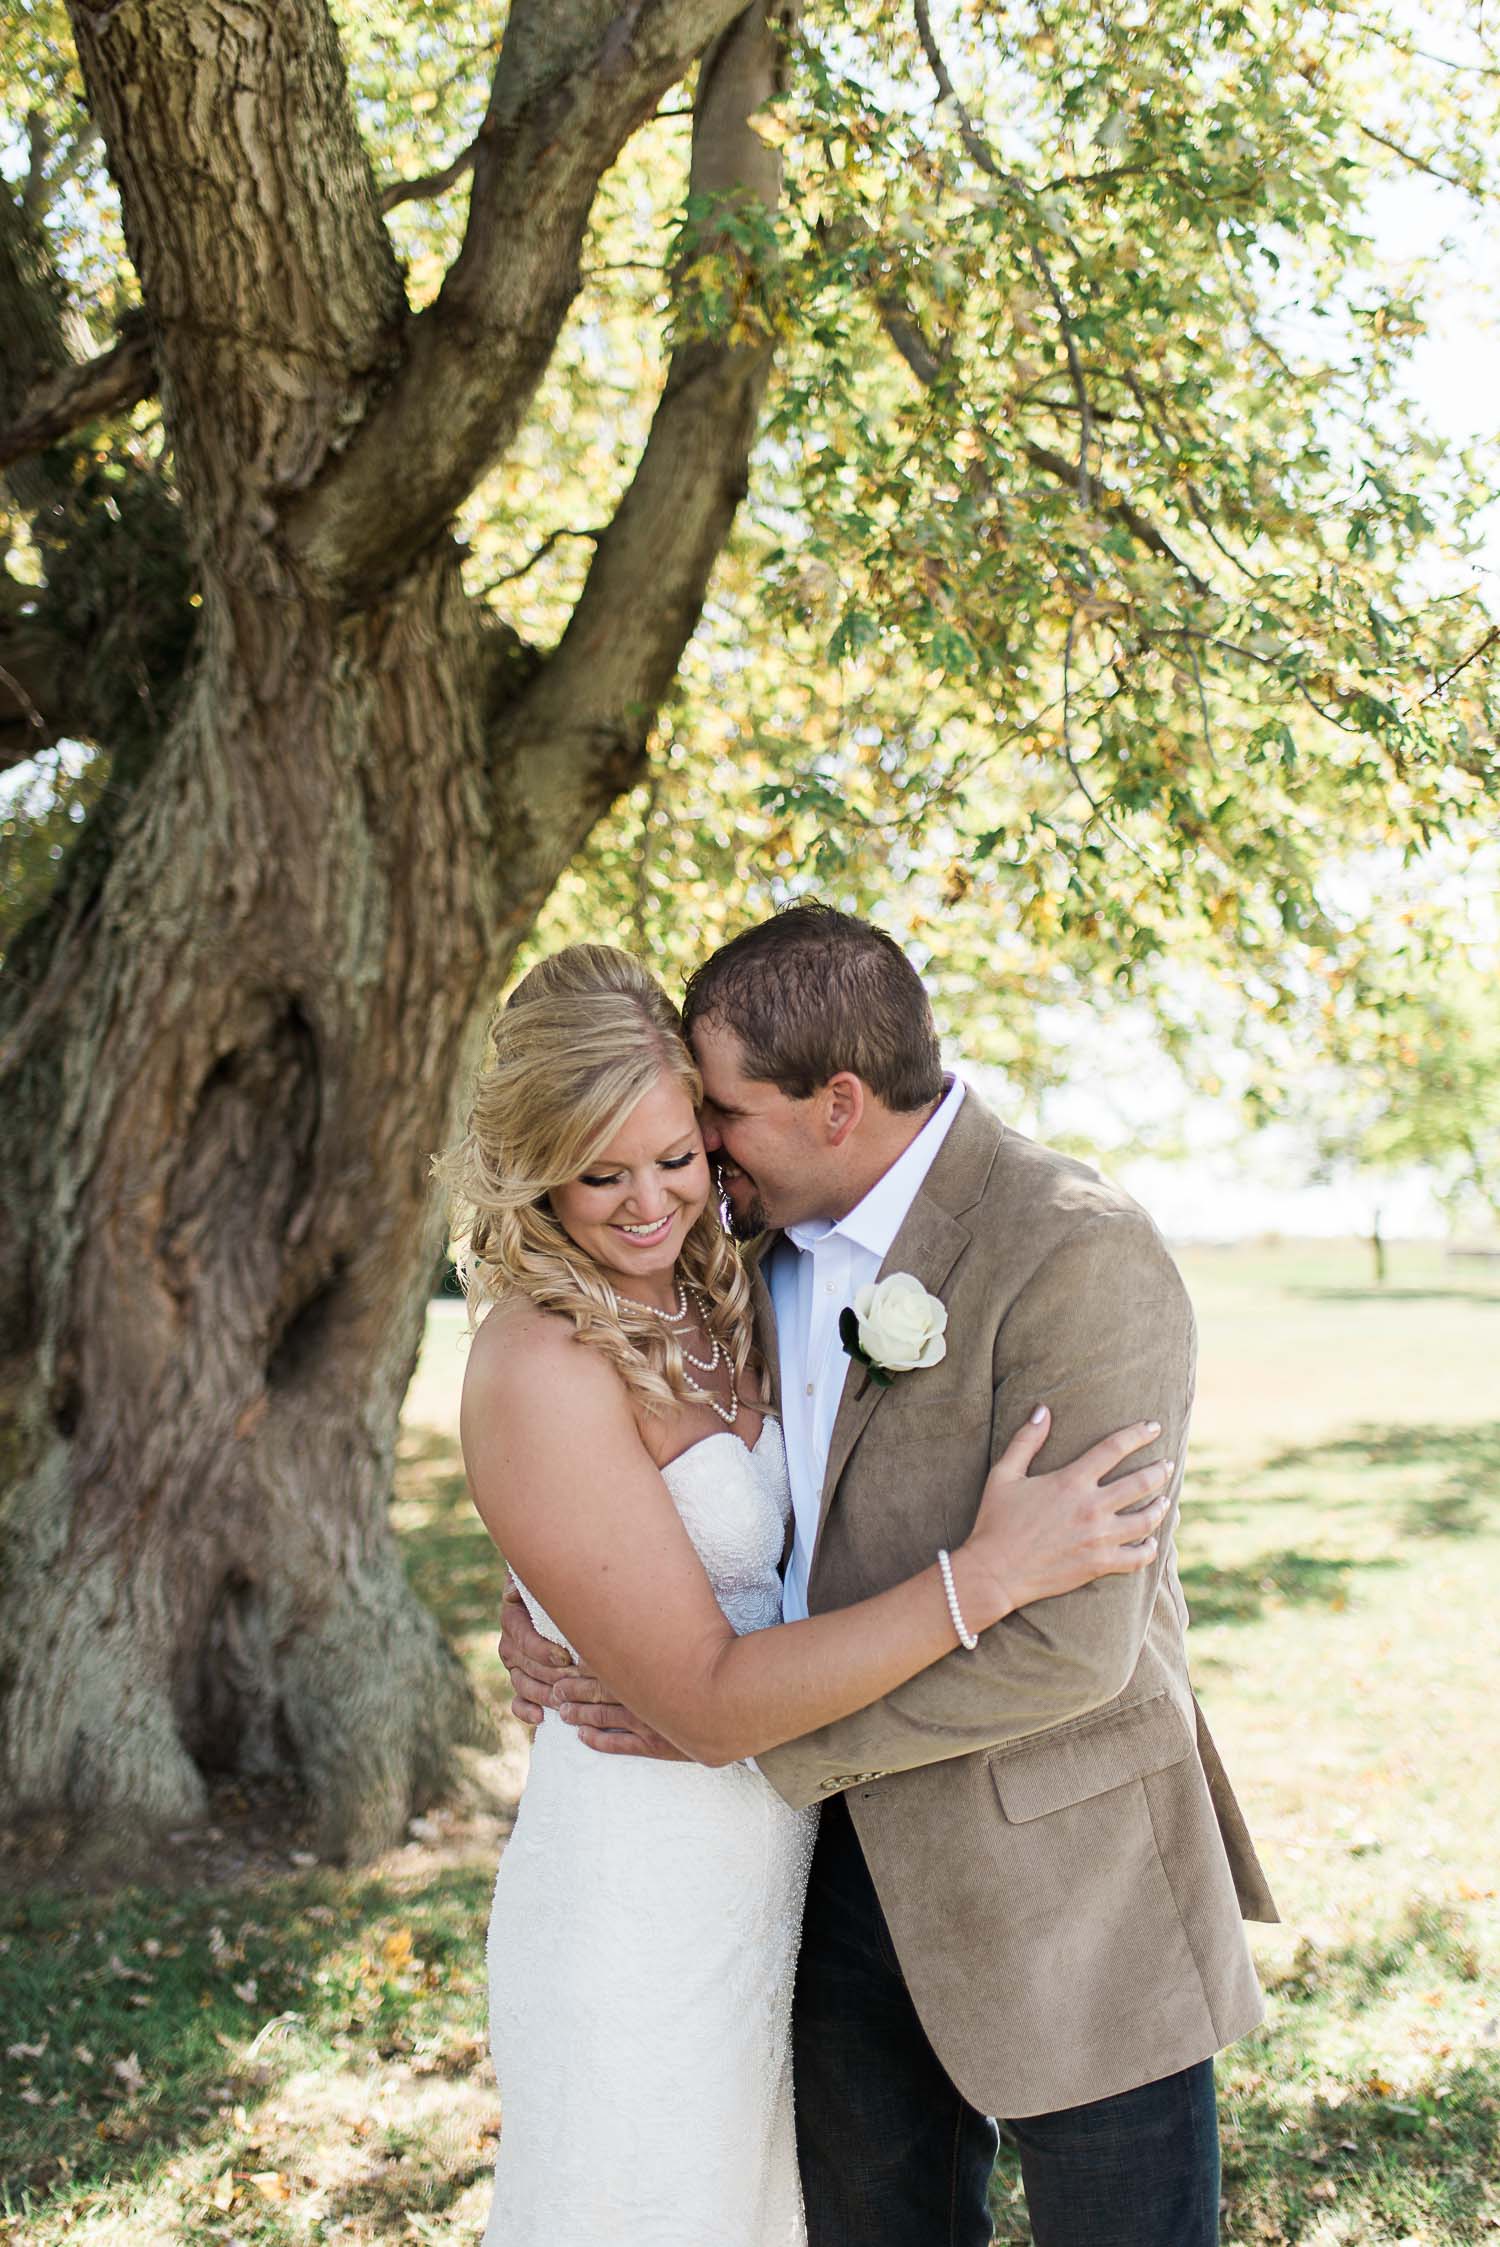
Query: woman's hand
958,1406,1174,1630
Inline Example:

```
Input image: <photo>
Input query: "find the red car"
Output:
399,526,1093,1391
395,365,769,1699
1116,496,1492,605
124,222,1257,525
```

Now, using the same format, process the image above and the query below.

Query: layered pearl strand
616,1275,739,1427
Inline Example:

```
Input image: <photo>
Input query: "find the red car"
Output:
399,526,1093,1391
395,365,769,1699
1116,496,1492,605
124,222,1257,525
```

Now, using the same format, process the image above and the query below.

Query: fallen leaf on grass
382,1928,415,1974
111,2052,145,2094
7,2037,48,2058
208,2171,237,2211
105,1953,153,1984
247,2171,291,2202
1311,2179,1338,2201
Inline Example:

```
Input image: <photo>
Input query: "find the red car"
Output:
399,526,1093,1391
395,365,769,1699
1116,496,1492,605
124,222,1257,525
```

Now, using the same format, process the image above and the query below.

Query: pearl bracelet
936,1547,979,1651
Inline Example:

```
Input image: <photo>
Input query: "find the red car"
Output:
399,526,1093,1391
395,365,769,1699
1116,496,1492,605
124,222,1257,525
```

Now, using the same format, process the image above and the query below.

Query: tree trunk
1,556,521,1861
1370,1205,1386,1288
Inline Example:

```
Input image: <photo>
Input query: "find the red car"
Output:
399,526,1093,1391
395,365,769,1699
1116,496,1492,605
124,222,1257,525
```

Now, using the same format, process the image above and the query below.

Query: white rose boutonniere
838,1272,949,1388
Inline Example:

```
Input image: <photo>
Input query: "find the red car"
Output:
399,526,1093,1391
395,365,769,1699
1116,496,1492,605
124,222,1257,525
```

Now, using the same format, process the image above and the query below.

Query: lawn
3,1239,1497,2245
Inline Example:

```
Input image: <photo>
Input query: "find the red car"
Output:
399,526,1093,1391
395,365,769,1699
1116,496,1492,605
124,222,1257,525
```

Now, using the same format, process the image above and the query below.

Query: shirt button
805,1382,815,1396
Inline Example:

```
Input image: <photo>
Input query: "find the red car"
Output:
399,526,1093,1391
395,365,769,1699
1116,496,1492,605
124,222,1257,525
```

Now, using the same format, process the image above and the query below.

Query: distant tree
1254,949,1500,1279
2,0,1496,1860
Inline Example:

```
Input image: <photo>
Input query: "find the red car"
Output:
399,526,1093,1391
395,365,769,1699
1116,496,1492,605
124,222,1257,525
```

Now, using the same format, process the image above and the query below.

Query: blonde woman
438,944,1175,2247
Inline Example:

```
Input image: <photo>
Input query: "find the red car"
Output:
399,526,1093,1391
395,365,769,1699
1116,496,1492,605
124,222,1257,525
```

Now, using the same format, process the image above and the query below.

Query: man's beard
713,1163,769,1241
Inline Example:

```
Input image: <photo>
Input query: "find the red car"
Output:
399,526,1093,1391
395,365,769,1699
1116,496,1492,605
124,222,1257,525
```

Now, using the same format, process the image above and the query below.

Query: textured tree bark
3,556,518,1859
0,0,791,1862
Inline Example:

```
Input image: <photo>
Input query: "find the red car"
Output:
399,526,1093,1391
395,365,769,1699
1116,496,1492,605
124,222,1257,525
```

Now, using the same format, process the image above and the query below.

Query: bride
437,943,1175,2246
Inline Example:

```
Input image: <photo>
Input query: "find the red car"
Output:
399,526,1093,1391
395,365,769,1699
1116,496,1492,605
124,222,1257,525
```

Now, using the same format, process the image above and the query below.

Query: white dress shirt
769,1074,965,1622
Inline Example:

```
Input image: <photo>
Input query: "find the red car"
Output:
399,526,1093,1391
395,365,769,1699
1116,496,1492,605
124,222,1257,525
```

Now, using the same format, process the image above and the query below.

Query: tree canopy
5,0,1497,1090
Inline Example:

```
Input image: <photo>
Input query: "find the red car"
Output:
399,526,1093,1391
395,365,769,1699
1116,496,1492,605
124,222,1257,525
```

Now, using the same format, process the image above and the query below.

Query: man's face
689,1018,832,1237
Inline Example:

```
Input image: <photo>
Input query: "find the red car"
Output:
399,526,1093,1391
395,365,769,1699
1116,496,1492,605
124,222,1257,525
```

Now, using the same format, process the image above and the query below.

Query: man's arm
754,1208,1194,1810
498,1580,689,1759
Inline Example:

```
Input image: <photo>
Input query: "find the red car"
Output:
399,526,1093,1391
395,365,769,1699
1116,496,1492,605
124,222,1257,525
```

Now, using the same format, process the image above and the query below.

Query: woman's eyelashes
578,1152,700,1189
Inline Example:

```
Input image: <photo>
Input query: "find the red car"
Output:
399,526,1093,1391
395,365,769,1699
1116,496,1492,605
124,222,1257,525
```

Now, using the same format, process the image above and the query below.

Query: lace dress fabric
482,1420,819,2246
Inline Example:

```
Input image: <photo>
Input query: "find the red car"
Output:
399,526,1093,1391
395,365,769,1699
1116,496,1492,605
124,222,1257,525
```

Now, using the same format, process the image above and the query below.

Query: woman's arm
461,1313,1170,1769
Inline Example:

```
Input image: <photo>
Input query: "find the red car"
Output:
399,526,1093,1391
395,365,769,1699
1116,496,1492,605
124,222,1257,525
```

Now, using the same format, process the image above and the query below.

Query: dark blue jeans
792,1794,1221,2247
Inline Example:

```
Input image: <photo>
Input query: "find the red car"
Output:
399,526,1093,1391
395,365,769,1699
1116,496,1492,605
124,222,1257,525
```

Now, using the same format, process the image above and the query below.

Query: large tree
1,0,798,1863
2,0,1495,1860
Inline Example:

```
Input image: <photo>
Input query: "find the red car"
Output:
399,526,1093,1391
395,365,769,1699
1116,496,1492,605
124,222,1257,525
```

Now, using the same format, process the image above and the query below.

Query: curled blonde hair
433,943,760,1420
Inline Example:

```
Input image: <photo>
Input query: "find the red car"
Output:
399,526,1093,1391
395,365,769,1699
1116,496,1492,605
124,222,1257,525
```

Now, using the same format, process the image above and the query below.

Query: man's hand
551,1667,689,1761
497,1580,689,1760
498,1580,574,1727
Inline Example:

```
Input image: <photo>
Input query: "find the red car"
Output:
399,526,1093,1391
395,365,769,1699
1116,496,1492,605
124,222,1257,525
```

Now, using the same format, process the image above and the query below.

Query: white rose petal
854,1273,948,1373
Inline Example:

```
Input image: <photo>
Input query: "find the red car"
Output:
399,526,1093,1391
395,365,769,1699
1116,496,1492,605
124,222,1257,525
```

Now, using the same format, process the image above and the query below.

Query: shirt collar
785,1074,965,1259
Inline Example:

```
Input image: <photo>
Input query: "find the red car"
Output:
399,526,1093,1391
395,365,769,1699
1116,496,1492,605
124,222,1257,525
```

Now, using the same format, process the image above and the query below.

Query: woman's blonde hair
433,943,759,1419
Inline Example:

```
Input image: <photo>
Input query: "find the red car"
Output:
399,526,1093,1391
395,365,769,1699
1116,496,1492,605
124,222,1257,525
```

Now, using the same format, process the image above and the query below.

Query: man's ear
822,1072,865,1147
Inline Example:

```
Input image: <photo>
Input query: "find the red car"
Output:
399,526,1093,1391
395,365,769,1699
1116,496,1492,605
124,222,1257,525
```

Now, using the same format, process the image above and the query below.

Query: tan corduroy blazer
753,1086,1278,2119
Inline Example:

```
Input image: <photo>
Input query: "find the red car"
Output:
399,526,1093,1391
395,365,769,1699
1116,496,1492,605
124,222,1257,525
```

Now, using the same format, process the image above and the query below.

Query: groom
500,903,1277,2247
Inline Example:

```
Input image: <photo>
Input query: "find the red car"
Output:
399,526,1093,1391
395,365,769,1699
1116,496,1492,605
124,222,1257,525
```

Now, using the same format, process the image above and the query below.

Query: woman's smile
610,1211,678,1245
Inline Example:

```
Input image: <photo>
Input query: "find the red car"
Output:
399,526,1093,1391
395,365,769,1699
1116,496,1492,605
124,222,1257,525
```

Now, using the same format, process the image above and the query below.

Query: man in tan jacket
502,903,1277,2247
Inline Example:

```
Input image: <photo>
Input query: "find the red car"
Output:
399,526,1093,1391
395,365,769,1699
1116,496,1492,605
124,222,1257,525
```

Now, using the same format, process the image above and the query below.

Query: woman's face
548,1071,711,1298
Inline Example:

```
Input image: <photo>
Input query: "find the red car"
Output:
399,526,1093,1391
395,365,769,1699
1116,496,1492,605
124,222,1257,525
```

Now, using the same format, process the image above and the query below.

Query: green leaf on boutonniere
839,1305,893,1386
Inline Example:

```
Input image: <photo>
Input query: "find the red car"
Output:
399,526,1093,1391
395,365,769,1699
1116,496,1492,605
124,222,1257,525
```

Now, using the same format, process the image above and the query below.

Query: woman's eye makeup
578,1151,700,1189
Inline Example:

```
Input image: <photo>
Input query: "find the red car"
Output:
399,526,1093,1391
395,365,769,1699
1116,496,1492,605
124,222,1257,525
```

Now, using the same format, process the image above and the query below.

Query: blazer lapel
813,1087,1004,1557
814,1194,971,1547
745,1235,781,1411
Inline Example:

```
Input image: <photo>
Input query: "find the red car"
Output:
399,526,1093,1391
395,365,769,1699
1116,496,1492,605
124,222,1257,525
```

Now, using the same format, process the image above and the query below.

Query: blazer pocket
987,1693,1194,1823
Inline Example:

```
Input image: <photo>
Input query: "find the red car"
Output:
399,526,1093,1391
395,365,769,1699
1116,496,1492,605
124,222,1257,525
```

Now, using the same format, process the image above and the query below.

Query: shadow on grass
1265,1421,1500,1545
1264,1420,1500,1478
0,1863,495,2220
1262,1898,1484,2014
394,1425,509,1645
1179,1424,1500,1607
1289,1285,1500,1307
1218,2058,1500,2246
321,2127,494,2235
1178,1547,1390,1629
987,2053,1500,2245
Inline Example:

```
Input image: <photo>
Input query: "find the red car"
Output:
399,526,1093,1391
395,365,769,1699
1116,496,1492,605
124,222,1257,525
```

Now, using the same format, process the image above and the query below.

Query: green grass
3,1239,1498,2245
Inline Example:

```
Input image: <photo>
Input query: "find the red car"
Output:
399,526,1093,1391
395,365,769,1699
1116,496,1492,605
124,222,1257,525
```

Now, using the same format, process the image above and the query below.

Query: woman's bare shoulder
462,1294,629,1427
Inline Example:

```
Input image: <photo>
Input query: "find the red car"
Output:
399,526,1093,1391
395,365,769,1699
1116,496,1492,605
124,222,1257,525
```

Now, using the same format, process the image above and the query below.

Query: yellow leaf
382,1927,415,1973
209,2172,237,2211
248,2171,291,2202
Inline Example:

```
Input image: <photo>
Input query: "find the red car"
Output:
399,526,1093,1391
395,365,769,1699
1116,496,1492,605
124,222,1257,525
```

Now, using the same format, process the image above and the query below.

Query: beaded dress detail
482,1419,819,2246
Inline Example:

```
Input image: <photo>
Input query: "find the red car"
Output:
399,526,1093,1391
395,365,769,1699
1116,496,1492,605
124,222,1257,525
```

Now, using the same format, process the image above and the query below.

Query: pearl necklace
617,1277,738,1425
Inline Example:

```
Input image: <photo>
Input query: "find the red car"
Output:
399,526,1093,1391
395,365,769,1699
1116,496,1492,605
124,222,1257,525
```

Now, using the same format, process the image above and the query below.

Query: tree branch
378,141,479,215
285,0,749,603
489,1,798,911
1349,116,1487,195
64,0,408,554
0,310,157,471
870,282,1212,596
0,584,72,767
911,0,1096,507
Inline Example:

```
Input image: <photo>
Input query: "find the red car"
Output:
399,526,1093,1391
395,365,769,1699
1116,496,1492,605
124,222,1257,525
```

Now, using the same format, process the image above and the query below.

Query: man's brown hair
682,903,944,1111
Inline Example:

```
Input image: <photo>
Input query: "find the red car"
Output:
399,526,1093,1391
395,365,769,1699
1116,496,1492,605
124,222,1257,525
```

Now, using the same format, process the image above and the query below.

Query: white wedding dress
482,1419,819,2246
